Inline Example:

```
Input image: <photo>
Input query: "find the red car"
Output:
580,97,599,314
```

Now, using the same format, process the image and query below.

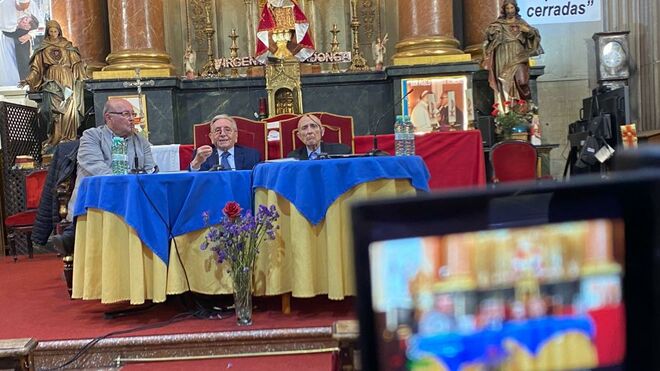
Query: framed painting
1,0,51,88
401,76,470,132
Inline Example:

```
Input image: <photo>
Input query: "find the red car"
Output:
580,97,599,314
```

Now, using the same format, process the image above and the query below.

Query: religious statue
483,0,543,104
255,0,315,63
19,20,87,153
183,44,197,79
372,34,388,71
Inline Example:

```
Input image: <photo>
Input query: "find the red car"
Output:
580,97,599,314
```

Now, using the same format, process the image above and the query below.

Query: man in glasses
287,114,351,160
52,98,155,255
189,114,260,171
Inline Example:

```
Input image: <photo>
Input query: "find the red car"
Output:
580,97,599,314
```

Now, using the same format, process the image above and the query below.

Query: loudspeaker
477,115,496,147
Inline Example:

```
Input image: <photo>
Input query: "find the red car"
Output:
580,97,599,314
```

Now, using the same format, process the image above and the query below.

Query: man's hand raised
190,145,213,170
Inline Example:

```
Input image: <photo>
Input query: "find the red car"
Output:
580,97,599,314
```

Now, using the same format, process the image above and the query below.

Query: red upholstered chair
263,114,298,123
192,121,212,148
232,116,269,161
192,117,269,160
279,112,355,157
4,169,48,261
490,140,538,183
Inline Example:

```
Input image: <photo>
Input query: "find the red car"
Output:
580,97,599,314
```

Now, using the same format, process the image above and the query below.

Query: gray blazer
76,125,155,178
67,125,155,220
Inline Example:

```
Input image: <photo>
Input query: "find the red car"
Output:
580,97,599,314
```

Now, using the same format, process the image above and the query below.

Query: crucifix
122,68,155,137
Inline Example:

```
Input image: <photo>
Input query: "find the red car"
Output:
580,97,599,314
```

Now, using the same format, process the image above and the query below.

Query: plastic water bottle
111,136,129,175
394,115,406,156
403,116,415,156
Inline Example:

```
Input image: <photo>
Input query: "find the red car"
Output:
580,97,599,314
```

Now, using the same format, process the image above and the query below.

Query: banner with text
517,0,601,25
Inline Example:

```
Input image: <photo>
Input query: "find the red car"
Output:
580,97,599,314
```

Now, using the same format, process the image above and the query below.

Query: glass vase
232,268,253,326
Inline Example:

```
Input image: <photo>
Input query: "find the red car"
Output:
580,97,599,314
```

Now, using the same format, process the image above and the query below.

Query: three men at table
189,114,261,171
287,114,351,160
55,98,155,254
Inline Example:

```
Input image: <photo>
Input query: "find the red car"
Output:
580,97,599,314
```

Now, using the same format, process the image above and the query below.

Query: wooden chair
192,116,269,161
0,101,45,260
4,169,48,261
279,112,355,157
490,140,538,183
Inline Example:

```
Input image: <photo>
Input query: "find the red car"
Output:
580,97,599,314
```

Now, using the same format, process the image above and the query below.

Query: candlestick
229,29,240,78
201,3,219,77
348,0,369,72
330,24,341,73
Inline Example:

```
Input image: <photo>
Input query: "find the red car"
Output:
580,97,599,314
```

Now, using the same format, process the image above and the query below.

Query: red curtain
355,130,486,190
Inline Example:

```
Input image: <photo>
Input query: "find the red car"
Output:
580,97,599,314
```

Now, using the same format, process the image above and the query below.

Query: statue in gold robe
20,20,87,153
483,0,543,104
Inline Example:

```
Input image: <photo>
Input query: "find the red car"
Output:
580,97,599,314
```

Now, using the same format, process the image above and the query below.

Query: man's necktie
308,151,318,160
220,151,231,170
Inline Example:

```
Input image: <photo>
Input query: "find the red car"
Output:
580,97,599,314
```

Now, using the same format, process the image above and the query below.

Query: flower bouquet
491,100,537,140
201,201,279,325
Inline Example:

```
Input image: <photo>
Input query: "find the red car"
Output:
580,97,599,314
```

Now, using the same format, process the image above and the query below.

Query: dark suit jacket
287,142,352,160
191,144,261,171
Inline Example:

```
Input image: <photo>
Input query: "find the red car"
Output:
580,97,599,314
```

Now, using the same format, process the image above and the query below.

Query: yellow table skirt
252,178,417,300
72,179,417,304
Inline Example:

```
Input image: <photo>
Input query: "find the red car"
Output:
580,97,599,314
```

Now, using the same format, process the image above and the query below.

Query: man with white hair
189,114,261,171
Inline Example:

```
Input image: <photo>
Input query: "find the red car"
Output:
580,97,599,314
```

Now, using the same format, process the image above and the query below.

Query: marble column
104,0,174,73
52,0,110,72
393,0,464,65
244,0,257,57
463,0,500,60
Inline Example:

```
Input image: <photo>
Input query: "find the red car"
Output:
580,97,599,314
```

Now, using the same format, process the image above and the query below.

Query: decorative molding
190,0,211,52
360,0,377,42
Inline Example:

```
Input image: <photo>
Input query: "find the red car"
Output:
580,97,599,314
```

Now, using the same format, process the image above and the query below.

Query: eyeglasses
108,111,138,119
211,127,235,134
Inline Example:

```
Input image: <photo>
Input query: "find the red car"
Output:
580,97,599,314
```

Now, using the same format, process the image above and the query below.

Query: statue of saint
483,0,543,104
255,0,314,63
183,44,196,79
372,34,388,71
19,20,87,153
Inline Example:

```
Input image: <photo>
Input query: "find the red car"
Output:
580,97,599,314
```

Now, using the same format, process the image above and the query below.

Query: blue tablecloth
409,316,595,371
73,171,253,264
252,156,430,225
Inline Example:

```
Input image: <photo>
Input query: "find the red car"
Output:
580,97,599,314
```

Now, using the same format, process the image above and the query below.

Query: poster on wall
1,0,51,88
517,0,601,25
402,76,468,133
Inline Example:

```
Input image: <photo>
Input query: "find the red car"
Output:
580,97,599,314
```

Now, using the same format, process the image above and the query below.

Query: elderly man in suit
190,114,261,171
52,98,155,254
287,114,351,160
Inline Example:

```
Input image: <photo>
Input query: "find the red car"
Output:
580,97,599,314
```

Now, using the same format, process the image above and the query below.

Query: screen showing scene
369,219,625,371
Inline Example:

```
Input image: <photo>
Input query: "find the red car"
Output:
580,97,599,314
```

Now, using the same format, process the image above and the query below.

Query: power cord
44,311,195,370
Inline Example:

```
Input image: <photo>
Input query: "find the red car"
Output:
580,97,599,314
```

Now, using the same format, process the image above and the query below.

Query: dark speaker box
477,116,496,147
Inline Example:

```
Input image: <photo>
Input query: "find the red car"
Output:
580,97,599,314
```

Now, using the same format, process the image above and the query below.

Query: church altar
84,64,544,147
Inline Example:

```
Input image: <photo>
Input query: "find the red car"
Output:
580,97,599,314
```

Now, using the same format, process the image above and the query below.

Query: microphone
129,136,148,174
209,151,233,171
367,89,415,156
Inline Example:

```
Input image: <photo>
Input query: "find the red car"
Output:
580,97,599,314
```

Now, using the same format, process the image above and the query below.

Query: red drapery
354,130,485,189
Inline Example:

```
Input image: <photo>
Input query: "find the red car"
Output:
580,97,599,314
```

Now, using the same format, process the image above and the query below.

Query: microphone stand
129,135,149,174
367,89,415,156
